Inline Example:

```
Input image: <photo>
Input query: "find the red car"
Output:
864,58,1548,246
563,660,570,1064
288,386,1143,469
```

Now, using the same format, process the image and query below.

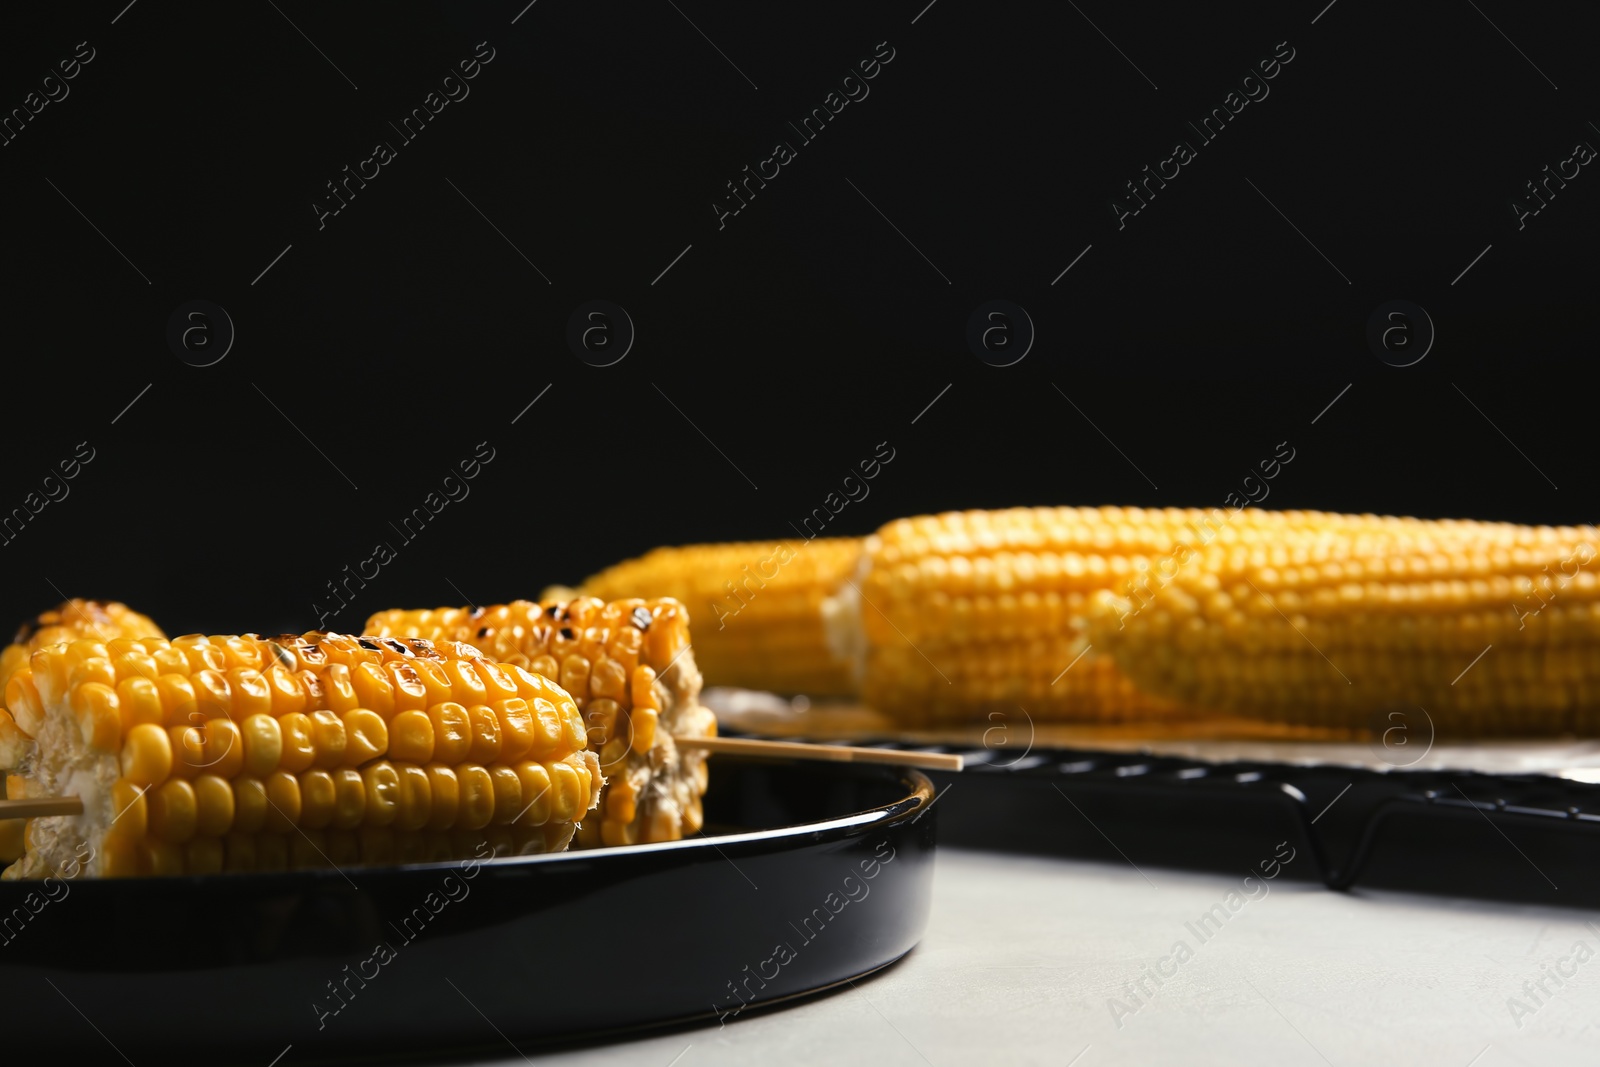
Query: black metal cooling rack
747,735,1600,909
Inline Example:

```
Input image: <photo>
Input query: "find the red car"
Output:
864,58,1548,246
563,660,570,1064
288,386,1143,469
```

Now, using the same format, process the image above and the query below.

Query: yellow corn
366,597,717,847
581,538,862,696
579,509,1562,726
0,631,599,879
0,599,165,861
1086,516,1600,735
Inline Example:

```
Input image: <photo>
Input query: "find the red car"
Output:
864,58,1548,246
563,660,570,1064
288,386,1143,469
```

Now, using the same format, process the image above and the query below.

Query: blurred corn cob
367,596,716,846
0,600,165,862
1086,517,1600,735
583,509,1463,724
583,539,862,696
1,631,599,878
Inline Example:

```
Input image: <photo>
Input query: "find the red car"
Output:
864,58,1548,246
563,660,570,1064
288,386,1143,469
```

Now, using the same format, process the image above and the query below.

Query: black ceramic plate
0,757,936,1063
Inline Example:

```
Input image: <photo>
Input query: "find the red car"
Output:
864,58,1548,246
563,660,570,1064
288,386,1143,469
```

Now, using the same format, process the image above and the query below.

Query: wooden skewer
673,736,964,771
0,796,83,819
0,739,960,820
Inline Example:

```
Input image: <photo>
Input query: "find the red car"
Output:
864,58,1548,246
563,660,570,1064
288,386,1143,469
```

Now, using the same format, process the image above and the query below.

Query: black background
1,1,1593,637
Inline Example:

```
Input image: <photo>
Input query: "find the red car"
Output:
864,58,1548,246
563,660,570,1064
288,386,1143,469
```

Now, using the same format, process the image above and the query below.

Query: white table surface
509,848,1600,1067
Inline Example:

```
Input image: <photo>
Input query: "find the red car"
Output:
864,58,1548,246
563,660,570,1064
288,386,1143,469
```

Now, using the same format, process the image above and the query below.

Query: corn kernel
476,659,520,701
513,761,552,825
386,708,434,764
384,660,429,713
223,833,258,872
362,760,401,827
226,668,273,721
199,717,243,779
299,768,337,829
427,702,472,764
331,768,366,829
185,837,224,875
322,663,360,714
167,723,206,778
115,676,165,732
307,709,347,769
107,777,148,842
265,664,307,718
465,704,502,763
442,660,486,704
341,708,388,765
289,830,329,869
155,674,198,726
240,713,282,778
256,834,288,872
263,770,301,833
487,765,523,825
191,669,232,720
121,722,172,786
546,758,582,823
425,764,460,830
494,699,535,761
5,672,44,737
232,776,268,833
351,662,395,719
71,681,120,752
412,658,454,706
149,778,198,843
138,838,185,876
193,774,235,836
456,764,494,829
277,712,316,773
394,762,432,831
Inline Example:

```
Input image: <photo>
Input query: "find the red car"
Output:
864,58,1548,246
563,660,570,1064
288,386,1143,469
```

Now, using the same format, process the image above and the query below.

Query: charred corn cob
1086,516,1600,735
582,539,862,696
0,631,599,879
367,597,715,847
0,600,165,861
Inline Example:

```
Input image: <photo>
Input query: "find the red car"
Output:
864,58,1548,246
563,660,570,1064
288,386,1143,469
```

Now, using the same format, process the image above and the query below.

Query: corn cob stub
0,631,600,879
366,597,716,847
581,538,863,697
1085,518,1600,735
0,600,166,862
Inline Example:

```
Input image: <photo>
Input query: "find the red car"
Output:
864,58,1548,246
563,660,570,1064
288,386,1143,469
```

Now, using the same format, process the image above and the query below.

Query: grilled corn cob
0,600,165,861
1086,516,1600,734
0,631,599,878
367,597,715,846
582,539,862,696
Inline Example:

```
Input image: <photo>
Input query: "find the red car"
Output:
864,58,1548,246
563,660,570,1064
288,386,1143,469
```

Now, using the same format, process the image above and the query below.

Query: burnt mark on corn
406,638,443,660
630,607,653,631
358,637,381,651
476,626,492,639
380,637,411,656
